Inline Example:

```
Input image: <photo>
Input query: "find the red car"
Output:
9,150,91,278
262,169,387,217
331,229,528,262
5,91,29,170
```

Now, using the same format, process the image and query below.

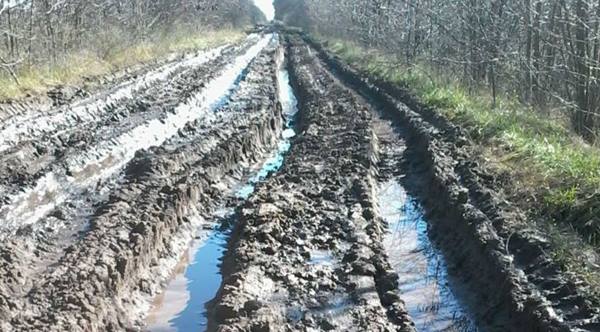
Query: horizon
253,0,274,21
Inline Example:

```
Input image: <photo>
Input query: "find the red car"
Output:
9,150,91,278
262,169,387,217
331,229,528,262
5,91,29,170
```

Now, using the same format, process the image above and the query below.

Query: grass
0,28,245,101
324,37,600,298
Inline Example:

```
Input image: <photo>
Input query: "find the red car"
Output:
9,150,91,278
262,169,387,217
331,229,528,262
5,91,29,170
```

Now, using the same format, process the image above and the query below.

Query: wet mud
145,47,299,332
208,36,415,332
0,33,281,331
300,33,600,331
1,26,599,332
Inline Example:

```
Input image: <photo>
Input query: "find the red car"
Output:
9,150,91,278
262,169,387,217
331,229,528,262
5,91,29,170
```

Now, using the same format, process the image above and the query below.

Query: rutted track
299,34,600,331
207,32,600,332
1,26,599,332
0,33,281,331
209,36,415,332
0,36,260,231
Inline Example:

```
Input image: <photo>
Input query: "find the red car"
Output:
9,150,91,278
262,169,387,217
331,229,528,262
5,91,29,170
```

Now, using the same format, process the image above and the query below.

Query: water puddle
0,34,273,238
379,180,478,332
146,49,299,332
148,213,233,332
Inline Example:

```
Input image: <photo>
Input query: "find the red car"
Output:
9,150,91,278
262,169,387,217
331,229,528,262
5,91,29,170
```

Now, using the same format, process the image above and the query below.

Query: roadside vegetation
0,0,264,101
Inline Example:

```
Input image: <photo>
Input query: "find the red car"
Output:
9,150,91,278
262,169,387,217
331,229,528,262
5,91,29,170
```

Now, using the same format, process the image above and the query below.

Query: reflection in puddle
237,139,291,199
379,180,477,332
236,57,297,201
147,214,231,332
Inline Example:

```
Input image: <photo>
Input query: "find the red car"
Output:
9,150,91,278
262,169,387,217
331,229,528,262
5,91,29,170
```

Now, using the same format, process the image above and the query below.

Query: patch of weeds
544,186,579,209
545,221,600,305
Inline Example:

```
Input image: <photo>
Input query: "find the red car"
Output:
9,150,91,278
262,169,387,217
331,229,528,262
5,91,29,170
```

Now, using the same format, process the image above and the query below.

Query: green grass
0,28,244,101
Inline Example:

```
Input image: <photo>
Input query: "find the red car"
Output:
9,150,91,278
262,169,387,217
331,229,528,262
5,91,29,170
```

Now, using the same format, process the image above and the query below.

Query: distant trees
0,0,263,79
276,0,600,141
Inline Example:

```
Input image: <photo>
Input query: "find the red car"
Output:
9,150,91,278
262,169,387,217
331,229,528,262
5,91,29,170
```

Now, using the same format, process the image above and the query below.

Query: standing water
379,179,478,332
146,49,298,332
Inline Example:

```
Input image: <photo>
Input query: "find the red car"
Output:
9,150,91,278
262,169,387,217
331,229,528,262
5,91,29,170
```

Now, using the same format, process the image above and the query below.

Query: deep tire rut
208,36,414,332
0,34,281,332
300,33,600,331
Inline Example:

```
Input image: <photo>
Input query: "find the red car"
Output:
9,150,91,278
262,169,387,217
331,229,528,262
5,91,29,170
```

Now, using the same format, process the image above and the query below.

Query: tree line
275,0,600,141
0,0,264,80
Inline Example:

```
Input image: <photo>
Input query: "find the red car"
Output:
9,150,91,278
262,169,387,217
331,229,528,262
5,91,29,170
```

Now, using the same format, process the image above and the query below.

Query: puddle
379,180,478,332
237,139,290,199
308,250,335,266
234,50,297,200
146,48,299,332
0,35,273,238
147,213,233,332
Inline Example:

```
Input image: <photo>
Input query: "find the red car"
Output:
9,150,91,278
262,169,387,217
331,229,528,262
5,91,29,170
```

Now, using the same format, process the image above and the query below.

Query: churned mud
1,26,599,332
0,32,281,331
146,46,299,332
208,36,414,332
373,115,476,332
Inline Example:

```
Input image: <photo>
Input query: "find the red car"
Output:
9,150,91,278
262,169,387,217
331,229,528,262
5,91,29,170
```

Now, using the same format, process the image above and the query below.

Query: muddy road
0,30,598,332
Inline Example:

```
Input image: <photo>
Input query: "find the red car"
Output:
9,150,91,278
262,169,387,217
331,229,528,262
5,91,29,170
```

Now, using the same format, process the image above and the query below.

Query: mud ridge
299,33,600,330
1,38,284,332
208,35,414,332
0,35,263,328
0,37,259,211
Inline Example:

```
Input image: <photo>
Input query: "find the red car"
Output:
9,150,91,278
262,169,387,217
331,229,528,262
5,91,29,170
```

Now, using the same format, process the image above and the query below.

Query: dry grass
0,29,244,101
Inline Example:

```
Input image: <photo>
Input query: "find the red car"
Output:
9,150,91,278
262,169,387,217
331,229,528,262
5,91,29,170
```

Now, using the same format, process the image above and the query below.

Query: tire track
0,34,276,332
209,36,415,332
0,37,262,232
302,33,600,331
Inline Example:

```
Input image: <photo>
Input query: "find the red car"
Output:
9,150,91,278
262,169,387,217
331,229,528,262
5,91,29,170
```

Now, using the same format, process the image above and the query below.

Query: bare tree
0,0,264,82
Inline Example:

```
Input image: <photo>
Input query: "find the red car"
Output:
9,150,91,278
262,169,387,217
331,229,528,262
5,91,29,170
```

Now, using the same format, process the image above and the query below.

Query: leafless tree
0,0,263,82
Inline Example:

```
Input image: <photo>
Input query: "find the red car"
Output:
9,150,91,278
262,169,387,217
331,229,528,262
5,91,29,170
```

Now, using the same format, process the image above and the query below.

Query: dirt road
0,29,598,332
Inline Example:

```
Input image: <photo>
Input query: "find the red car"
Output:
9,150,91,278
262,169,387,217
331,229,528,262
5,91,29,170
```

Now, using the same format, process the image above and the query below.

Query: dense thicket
275,0,600,140
0,0,264,75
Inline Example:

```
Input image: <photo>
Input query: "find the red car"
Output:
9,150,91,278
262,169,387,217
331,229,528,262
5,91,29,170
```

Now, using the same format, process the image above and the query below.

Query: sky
253,0,275,21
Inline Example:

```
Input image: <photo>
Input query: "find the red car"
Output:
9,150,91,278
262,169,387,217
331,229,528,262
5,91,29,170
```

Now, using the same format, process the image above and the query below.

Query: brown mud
0,34,281,331
0,26,598,332
208,35,414,332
